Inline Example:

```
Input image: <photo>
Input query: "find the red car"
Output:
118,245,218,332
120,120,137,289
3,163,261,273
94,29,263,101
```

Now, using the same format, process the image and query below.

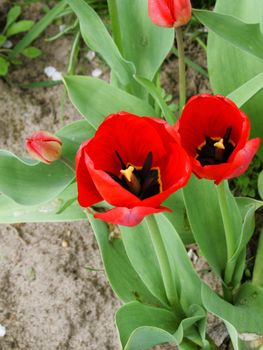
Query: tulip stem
175,27,186,116
252,228,263,287
146,215,179,308
107,0,123,54
217,181,236,291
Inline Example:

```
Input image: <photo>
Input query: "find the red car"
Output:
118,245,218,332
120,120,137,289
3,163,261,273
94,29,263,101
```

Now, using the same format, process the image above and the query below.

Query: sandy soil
0,3,223,350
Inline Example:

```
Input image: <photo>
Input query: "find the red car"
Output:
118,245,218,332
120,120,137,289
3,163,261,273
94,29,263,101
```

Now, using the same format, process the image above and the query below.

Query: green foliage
231,156,262,198
205,0,263,159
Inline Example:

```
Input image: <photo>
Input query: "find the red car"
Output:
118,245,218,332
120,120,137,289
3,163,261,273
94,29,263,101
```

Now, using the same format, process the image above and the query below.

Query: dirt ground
0,3,222,350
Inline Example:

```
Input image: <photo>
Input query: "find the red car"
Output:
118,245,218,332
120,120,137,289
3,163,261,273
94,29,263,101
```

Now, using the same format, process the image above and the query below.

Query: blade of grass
9,0,67,60
172,47,208,78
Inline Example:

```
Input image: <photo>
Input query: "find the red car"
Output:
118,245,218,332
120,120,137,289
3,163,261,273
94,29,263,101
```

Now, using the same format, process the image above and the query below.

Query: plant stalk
107,0,123,53
146,215,179,308
217,181,236,294
252,228,263,287
175,27,186,115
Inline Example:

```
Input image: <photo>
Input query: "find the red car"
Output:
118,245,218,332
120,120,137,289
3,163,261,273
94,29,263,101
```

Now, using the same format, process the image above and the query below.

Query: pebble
91,68,102,78
0,324,6,337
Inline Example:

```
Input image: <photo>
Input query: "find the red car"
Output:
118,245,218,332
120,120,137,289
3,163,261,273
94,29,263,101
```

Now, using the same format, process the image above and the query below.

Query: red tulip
174,94,261,184
148,0,192,28
26,131,62,164
76,112,191,226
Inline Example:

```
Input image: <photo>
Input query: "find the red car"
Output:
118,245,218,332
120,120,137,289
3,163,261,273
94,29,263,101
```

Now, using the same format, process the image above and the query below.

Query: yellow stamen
120,166,135,182
214,138,225,150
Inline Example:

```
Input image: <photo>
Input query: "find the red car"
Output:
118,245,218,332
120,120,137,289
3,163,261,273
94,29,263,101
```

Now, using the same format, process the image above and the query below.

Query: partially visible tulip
26,131,62,164
174,94,261,184
148,0,192,28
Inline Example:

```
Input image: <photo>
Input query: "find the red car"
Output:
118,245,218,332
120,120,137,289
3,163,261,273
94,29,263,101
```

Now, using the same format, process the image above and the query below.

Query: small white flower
44,66,62,81
86,50,96,62
52,71,62,81
0,324,6,337
59,24,66,32
3,40,13,49
44,66,57,78
91,68,102,78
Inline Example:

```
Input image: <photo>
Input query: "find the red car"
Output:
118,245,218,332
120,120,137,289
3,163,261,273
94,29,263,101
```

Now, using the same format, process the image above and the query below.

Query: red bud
26,131,62,165
148,0,192,28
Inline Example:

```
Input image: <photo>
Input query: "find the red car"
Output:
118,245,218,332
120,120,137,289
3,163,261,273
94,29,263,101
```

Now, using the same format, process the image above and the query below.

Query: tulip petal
222,137,261,184
76,140,102,207
148,0,175,27
94,206,171,227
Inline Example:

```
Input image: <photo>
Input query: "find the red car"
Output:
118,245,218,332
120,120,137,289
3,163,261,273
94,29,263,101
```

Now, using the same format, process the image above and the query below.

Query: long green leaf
194,9,263,61
124,327,177,350
0,151,73,205
227,72,263,108
135,75,175,125
183,176,227,277
63,75,156,129
202,282,263,334
0,183,85,223
121,221,169,306
116,301,180,348
66,0,135,86
114,0,174,97
88,215,162,305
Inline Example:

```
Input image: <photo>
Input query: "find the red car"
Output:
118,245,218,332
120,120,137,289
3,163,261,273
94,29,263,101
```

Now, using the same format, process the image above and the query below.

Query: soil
0,3,226,350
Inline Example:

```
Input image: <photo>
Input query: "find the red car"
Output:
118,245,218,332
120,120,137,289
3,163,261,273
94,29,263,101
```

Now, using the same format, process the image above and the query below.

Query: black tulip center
107,151,162,200
196,127,236,166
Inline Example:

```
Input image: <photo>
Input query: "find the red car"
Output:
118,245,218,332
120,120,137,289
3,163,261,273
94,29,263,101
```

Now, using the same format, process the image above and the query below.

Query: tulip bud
26,131,62,164
148,0,192,28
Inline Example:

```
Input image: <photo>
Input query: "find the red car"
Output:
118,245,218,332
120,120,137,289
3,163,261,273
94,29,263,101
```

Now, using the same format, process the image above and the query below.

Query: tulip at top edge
148,0,192,28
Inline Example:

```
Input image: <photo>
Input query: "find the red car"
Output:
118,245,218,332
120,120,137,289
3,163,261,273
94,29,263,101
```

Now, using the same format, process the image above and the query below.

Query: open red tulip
148,0,192,28
26,131,62,165
174,94,261,184
76,112,191,226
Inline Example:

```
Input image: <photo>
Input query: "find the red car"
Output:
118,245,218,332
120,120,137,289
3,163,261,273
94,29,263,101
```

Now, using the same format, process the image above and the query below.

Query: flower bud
26,131,62,164
148,0,192,28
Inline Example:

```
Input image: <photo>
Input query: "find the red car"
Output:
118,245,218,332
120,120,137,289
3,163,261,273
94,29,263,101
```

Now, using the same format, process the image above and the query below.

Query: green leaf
202,282,263,334
0,57,9,76
258,170,263,199
0,151,73,205
155,215,202,309
88,215,162,305
0,35,6,47
57,119,95,162
206,0,263,159
135,75,175,125
0,183,86,223
22,46,42,58
163,190,194,245
7,20,35,37
183,176,227,277
66,0,135,86
114,0,174,97
116,301,180,349
4,5,21,32
121,221,169,306
194,9,263,61
227,72,263,108
124,327,177,350
9,1,67,59
63,75,156,129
